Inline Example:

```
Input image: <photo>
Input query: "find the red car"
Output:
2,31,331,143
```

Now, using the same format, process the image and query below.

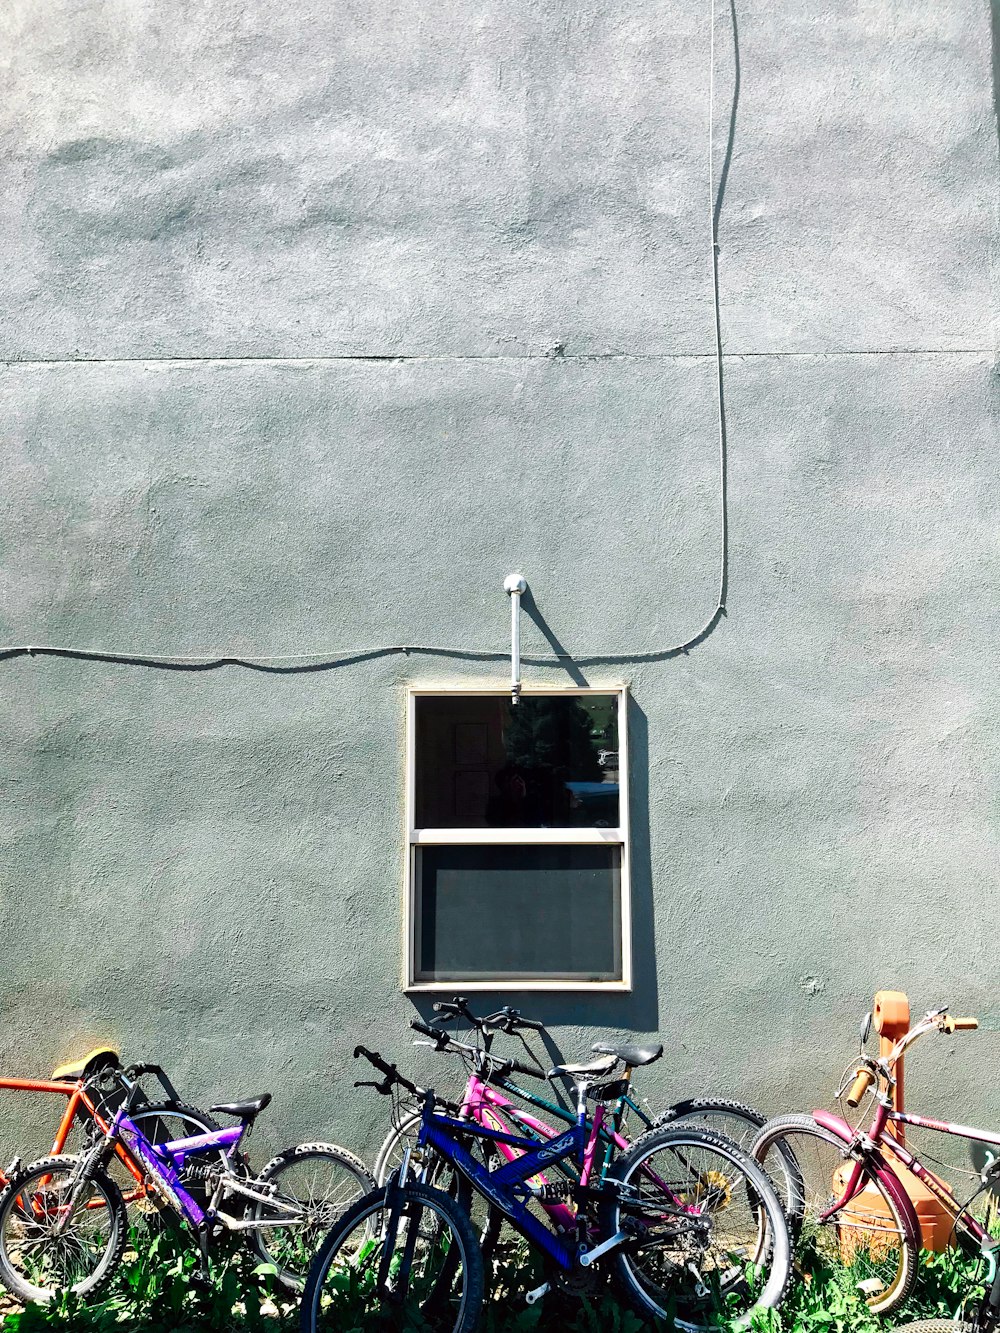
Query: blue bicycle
300,1047,792,1333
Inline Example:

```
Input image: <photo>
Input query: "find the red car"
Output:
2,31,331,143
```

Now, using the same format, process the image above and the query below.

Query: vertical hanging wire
708,0,729,618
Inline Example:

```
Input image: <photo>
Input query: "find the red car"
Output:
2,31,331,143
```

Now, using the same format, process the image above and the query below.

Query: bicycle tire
300,1180,484,1333
889,1324,976,1332
0,1154,127,1303
376,1109,502,1259
601,1124,792,1330
751,1112,919,1315
655,1097,768,1151
250,1141,375,1290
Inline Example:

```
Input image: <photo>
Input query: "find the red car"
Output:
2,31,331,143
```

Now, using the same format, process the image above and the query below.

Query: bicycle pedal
525,1281,549,1305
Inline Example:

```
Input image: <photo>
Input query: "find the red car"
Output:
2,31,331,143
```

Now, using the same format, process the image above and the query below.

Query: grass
0,1219,989,1332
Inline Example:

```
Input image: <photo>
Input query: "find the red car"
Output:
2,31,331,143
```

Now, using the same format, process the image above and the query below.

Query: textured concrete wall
0,0,997,1162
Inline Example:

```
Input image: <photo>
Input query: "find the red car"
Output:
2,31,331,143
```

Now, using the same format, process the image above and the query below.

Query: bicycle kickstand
192,1229,213,1291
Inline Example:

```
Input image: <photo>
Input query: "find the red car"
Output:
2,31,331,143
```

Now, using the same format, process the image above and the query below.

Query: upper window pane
414,694,619,829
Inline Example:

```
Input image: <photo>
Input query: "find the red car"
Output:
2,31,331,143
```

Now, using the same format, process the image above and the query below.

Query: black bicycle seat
548,1054,618,1080
591,1042,663,1068
208,1093,272,1120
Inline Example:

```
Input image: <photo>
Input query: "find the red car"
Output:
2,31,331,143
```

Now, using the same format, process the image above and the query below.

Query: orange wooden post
873,989,910,1145
866,988,956,1251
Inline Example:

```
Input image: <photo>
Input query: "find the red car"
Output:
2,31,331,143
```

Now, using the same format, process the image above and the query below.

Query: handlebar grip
123,1062,180,1104
846,1069,875,1108
431,997,477,1024
411,1020,449,1045
515,1016,545,1032
508,1056,546,1079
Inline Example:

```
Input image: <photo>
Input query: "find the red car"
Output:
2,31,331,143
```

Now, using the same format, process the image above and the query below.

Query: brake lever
354,1078,394,1095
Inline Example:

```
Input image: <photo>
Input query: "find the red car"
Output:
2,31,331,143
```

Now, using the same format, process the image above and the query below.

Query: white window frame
403,683,632,992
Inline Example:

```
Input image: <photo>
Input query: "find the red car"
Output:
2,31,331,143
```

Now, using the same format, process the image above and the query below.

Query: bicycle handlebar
486,1007,545,1033
502,1054,548,1081
353,1045,425,1099
432,997,477,1024
409,1021,545,1082
411,1020,451,1049
847,1006,981,1103
122,1063,182,1104
429,996,545,1035
846,1068,875,1108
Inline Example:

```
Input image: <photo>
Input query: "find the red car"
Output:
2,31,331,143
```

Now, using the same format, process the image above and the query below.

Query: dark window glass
414,695,619,829
415,845,622,982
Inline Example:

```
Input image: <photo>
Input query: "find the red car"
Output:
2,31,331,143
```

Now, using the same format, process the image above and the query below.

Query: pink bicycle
366,1020,789,1327
751,1004,992,1319
376,1002,770,1259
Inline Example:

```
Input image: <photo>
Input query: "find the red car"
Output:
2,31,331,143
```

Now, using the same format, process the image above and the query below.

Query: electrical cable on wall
2,0,735,676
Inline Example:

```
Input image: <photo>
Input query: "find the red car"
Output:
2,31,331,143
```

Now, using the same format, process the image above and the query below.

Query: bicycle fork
50,1138,108,1236
377,1148,415,1304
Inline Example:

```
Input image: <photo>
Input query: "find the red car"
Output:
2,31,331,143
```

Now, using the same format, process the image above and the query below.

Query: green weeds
0,1226,988,1331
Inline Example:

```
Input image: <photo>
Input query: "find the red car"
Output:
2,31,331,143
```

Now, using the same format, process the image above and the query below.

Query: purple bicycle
0,1063,374,1304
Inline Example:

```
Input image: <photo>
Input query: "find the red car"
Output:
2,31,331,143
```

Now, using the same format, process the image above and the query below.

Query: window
405,687,630,990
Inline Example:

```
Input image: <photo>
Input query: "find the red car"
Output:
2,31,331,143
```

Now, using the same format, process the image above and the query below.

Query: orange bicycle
0,1047,223,1209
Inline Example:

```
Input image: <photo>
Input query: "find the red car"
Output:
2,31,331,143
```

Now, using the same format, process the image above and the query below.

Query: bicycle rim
889,1324,977,1332
303,1183,481,1333
254,1147,373,1284
0,1160,122,1301
610,1128,787,1329
754,1116,916,1313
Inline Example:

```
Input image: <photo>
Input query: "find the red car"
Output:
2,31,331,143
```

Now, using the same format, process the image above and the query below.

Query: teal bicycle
375,998,769,1255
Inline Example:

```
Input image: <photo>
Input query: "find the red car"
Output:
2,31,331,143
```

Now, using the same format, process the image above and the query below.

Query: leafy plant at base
0,1230,989,1332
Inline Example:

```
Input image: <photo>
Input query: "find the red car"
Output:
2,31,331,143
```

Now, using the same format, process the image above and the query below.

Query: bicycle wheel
656,1097,768,1152
300,1180,483,1333
0,1154,126,1303
602,1125,791,1330
376,1111,501,1259
751,1113,919,1314
250,1142,376,1290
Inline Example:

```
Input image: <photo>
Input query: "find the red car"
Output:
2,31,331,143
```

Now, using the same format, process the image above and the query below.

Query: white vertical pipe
503,574,527,704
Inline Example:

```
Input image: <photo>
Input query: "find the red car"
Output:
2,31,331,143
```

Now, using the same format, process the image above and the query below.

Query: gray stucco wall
1,0,997,1162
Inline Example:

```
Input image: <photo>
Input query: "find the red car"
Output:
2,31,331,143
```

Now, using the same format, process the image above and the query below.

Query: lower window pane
414,845,622,983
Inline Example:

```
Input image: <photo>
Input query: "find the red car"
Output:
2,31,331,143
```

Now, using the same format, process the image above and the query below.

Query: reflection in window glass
414,695,619,829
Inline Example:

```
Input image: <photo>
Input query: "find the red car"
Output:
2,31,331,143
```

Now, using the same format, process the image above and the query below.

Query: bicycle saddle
548,1054,618,1080
591,1042,663,1068
208,1093,272,1120
51,1047,121,1081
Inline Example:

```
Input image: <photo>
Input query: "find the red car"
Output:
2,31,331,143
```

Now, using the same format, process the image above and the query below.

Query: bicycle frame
461,1069,643,1227
0,1074,152,1201
814,1096,1000,1249
417,1093,610,1270
494,1068,652,1154
108,1105,243,1227
103,1103,310,1236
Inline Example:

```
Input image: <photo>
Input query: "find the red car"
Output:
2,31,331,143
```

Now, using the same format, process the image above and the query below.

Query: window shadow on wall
409,693,660,1057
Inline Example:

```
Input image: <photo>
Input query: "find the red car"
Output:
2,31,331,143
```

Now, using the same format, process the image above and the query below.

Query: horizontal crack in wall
0,348,993,369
